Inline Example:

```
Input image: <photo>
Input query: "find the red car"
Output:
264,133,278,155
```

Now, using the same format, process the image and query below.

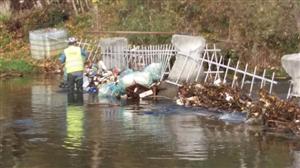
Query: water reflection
170,115,208,161
0,76,300,168
64,93,84,150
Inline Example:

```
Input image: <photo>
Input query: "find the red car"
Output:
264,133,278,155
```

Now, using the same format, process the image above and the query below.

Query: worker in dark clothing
59,37,88,92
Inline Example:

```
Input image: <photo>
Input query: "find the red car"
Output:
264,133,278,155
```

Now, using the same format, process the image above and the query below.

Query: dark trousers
67,73,83,92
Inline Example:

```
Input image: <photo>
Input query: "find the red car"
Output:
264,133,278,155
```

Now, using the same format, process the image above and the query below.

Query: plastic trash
119,71,153,88
133,72,153,87
98,83,124,97
119,72,136,88
102,71,113,77
119,68,134,78
83,76,90,89
98,83,115,96
139,90,153,98
98,63,162,97
118,63,161,89
88,87,98,93
143,63,162,81
97,60,108,72
112,84,125,96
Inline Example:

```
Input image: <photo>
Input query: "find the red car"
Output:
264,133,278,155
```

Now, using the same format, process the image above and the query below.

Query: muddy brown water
0,75,300,168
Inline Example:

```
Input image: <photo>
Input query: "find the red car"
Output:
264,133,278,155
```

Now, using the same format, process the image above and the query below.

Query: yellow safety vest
64,46,84,73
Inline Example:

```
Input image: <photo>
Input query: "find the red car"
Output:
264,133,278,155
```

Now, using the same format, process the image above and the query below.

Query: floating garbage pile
83,61,117,94
61,34,300,136
177,83,300,136
83,61,162,99
250,89,300,136
177,83,252,112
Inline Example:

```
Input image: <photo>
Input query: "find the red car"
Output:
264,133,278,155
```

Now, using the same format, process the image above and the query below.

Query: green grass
0,59,35,73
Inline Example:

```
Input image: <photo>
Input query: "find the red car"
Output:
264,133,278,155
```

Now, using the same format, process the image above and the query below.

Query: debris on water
177,83,252,112
81,61,161,99
83,61,116,94
125,84,155,99
249,89,300,136
177,82,300,136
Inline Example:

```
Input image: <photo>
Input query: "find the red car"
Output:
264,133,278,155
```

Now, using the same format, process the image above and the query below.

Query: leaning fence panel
164,44,277,95
80,40,277,95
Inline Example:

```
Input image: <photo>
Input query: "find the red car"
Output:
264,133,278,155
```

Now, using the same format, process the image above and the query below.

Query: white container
29,28,68,60
282,53,300,96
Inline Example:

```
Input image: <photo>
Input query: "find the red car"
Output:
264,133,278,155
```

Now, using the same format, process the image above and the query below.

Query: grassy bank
1,0,300,72
0,59,35,73
0,3,68,75
95,0,300,68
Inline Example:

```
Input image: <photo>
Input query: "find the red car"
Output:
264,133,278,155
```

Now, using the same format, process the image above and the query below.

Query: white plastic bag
143,63,162,81
134,72,153,87
119,73,136,88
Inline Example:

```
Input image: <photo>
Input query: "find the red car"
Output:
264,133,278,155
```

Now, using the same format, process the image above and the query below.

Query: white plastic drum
282,53,300,96
29,28,68,60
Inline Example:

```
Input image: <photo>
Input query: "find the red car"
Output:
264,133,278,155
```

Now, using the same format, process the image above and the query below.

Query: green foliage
112,0,177,44
74,14,93,30
96,0,300,67
0,28,12,48
1,0,300,69
24,6,69,31
0,15,10,23
63,13,93,37
0,59,35,73
225,49,239,63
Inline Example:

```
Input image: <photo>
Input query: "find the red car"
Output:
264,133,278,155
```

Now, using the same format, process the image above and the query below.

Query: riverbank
0,58,62,79
0,1,297,82
1,1,300,69
0,59,34,78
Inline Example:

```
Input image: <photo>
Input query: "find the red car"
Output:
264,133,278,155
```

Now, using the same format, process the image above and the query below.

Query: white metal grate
77,38,277,95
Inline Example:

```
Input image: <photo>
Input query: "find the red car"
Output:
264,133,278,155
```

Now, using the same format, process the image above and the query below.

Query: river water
0,75,300,168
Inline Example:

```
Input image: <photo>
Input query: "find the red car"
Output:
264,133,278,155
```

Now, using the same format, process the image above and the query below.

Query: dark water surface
0,75,300,168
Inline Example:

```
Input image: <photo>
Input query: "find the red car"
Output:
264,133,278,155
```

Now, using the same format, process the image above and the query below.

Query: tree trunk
78,0,84,13
70,0,78,15
74,0,80,13
84,0,90,10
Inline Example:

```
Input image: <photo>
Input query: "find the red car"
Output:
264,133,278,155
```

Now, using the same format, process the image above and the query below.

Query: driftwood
177,83,300,136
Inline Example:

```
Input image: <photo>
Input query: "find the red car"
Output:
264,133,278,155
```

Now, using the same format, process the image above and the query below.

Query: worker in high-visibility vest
59,37,88,92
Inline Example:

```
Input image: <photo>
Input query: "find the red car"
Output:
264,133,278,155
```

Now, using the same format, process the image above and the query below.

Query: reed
0,0,11,21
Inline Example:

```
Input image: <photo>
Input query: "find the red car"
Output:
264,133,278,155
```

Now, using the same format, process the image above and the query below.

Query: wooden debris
177,83,252,111
125,83,159,99
177,83,300,136
250,89,300,136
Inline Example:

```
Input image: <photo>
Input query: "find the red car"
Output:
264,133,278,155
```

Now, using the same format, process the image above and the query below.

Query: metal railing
165,44,277,96
77,38,278,95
